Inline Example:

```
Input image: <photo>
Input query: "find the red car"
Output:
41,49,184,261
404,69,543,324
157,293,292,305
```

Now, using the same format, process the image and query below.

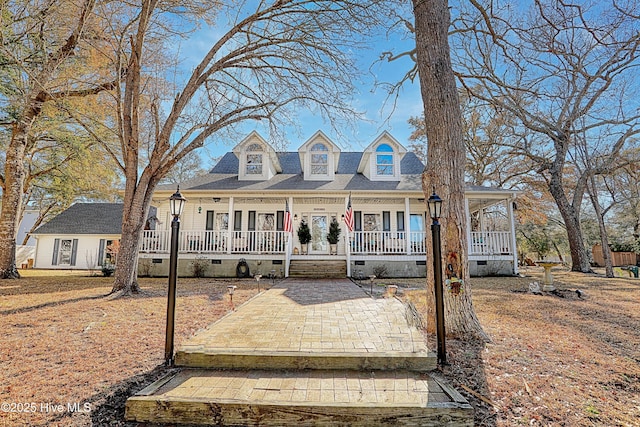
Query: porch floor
125,279,473,426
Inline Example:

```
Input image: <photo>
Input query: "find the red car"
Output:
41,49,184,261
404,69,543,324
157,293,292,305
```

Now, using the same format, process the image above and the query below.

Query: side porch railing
469,231,513,256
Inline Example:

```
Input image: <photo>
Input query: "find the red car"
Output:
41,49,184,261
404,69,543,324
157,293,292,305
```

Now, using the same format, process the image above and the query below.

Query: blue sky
175,12,423,166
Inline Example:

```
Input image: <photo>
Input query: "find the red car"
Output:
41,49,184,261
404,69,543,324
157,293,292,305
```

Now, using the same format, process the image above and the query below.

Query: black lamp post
164,187,186,366
427,191,446,365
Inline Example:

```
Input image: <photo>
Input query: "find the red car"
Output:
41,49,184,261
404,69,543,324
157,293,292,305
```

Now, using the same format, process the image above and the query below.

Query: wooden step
175,349,437,372
125,369,473,426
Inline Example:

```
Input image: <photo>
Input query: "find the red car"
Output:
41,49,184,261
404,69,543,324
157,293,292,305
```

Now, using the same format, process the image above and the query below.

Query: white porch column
285,196,293,278
464,197,472,256
405,197,411,254
227,197,234,255
507,197,519,275
345,195,351,277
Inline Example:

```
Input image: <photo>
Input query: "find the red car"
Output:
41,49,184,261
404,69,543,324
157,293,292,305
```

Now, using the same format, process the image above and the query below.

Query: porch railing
349,231,427,255
140,230,288,254
139,229,512,256
469,231,512,255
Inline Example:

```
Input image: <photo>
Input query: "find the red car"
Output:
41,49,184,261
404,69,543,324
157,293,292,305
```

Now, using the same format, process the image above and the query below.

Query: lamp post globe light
165,187,186,366
427,191,446,365
427,192,443,222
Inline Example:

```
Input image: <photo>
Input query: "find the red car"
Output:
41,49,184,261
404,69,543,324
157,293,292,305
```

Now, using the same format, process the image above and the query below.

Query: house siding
35,234,121,270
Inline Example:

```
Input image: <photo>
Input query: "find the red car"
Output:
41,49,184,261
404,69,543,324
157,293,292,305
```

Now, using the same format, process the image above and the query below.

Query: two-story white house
139,130,519,279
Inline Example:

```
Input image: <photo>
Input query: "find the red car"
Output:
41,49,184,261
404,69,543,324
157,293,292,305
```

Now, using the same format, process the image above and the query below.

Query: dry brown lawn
1,271,259,426
0,268,638,426
405,269,640,427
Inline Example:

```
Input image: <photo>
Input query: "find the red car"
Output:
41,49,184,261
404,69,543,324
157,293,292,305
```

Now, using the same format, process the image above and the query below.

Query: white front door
310,214,328,254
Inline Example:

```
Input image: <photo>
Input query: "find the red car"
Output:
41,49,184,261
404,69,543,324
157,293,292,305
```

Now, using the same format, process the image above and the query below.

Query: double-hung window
310,143,329,175
245,143,263,175
376,143,394,176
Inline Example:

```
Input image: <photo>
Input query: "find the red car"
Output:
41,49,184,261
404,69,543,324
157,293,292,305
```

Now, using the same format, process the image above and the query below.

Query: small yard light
255,274,262,292
369,274,376,296
165,187,186,366
227,285,237,307
428,190,446,365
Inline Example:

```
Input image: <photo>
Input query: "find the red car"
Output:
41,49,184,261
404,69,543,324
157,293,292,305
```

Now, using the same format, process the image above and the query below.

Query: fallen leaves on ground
0,273,259,426
404,269,640,427
1,269,639,426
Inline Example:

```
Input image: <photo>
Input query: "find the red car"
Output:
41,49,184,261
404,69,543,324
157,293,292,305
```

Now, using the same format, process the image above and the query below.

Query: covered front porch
138,190,518,278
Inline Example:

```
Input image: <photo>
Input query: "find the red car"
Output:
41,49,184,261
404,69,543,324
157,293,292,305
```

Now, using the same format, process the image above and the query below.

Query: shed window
53,238,78,266
59,239,73,265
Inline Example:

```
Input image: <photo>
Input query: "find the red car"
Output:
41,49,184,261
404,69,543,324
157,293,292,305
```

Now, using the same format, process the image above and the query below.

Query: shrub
191,257,209,278
373,264,388,279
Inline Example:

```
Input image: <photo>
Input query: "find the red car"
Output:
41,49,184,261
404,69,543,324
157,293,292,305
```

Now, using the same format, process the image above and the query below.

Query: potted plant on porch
326,217,341,255
297,219,311,254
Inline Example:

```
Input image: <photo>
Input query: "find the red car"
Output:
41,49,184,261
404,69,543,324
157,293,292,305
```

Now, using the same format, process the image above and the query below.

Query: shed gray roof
33,203,124,235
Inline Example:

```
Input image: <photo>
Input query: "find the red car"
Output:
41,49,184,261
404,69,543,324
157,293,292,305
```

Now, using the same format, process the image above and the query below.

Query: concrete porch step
289,260,347,278
125,368,473,426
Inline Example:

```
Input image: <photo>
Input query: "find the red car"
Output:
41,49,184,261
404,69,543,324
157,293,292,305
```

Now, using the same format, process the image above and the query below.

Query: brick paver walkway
179,278,428,356
127,278,473,425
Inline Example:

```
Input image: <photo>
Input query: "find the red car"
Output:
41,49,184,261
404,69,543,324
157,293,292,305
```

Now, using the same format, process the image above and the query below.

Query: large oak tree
411,0,487,339
452,0,640,272
81,0,392,295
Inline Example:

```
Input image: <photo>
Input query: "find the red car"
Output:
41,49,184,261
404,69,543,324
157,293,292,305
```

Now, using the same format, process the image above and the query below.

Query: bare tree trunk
0,127,29,279
412,0,488,341
110,181,155,295
548,172,592,273
587,176,613,277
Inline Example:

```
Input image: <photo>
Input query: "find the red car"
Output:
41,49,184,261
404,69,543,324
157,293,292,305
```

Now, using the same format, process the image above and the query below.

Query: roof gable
357,132,408,181
297,131,341,180
232,131,282,180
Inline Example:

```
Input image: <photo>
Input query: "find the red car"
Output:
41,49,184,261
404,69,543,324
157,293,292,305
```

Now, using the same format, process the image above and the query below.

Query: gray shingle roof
210,151,425,175
187,151,426,193
33,203,124,235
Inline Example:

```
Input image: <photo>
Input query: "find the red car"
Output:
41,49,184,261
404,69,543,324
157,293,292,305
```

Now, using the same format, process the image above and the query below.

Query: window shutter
70,239,78,266
397,211,405,231
52,239,60,265
206,211,215,230
248,211,256,231
233,211,242,231
276,211,284,231
354,211,362,231
98,239,106,266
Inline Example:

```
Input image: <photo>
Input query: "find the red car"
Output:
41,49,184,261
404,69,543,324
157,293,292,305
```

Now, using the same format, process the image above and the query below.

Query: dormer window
298,131,340,181
357,132,406,181
245,143,263,175
311,143,329,175
376,144,394,176
233,131,281,181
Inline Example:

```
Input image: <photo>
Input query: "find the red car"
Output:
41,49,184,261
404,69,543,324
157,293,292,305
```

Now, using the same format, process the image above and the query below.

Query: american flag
284,200,293,233
344,194,354,232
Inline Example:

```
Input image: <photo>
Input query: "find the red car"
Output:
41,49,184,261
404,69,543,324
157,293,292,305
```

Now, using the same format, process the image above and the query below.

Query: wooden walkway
125,279,473,426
